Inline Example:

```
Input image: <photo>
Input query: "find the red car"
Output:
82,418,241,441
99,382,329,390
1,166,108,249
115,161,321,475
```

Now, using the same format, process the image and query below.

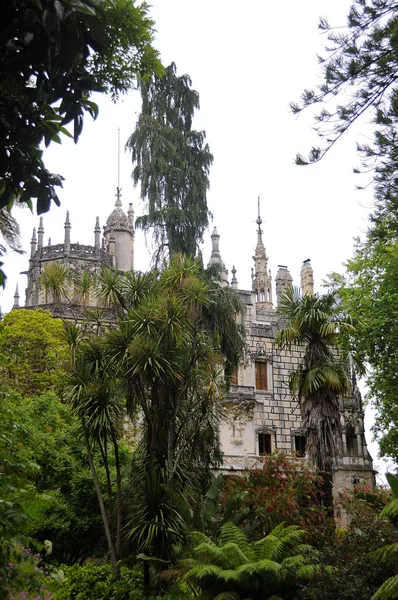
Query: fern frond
194,541,229,567
252,535,284,561
372,574,398,599
219,522,252,560
222,541,252,567
380,499,398,521
184,563,221,583
371,542,398,566
213,592,240,600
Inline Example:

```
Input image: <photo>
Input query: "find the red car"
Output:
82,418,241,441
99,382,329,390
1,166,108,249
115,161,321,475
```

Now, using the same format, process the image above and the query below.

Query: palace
17,196,375,513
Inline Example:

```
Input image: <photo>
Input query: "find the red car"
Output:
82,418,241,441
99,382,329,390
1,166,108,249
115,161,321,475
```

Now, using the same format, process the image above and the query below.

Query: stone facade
20,197,375,515
209,204,375,519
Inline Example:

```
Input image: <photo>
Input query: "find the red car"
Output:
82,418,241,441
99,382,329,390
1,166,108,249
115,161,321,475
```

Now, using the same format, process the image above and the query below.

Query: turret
252,198,272,306
275,265,293,305
207,227,229,287
300,259,314,296
103,193,134,271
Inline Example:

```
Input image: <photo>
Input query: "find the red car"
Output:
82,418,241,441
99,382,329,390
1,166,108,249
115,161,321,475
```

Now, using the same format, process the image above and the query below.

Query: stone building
19,196,375,509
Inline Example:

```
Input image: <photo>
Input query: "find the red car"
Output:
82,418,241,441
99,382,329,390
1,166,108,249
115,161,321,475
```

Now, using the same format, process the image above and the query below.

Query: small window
230,369,238,385
294,435,306,457
255,361,268,390
346,426,358,456
259,433,272,455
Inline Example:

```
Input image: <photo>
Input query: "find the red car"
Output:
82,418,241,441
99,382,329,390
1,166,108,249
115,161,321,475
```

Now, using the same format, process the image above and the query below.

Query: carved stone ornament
244,342,273,367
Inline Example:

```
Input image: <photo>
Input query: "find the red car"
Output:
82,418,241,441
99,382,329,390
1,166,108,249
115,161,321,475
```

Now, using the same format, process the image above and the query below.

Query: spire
37,217,44,250
30,227,37,257
64,211,71,253
115,127,122,208
252,197,272,305
275,265,293,305
127,203,134,230
300,259,314,295
231,265,238,289
94,216,101,255
13,284,19,308
207,227,229,287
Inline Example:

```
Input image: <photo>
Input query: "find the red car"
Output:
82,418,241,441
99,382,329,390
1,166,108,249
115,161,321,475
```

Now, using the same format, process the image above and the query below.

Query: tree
102,257,244,580
291,0,398,183
0,308,68,395
183,521,322,600
328,234,398,464
0,0,162,213
276,287,356,507
127,62,213,261
67,336,125,577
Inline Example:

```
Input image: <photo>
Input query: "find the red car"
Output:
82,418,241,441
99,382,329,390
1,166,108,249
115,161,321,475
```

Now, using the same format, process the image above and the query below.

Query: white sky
1,0,388,479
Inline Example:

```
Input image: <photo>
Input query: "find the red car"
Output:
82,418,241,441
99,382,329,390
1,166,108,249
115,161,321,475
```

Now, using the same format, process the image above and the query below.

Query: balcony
226,385,256,406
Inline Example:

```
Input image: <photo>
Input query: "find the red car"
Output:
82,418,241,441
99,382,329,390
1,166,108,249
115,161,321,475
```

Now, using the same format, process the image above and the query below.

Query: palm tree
103,256,244,582
183,521,322,600
39,263,71,305
276,287,356,508
67,337,125,577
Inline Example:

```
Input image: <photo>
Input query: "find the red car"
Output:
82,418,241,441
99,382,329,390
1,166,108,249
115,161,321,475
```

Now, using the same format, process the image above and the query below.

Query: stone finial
30,227,37,258
275,265,293,305
207,227,229,287
64,211,71,253
127,203,134,229
231,265,238,290
37,217,44,250
48,237,51,246
13,284,19,308
94,216,101,255
300,259,314,296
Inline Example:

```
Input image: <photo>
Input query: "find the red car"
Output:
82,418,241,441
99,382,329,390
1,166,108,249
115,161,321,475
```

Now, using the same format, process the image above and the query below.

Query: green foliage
50,563,143,600
0,0,162,212
183,521,321,600
0,392,44,542
301,488,398,600
2,540,53,600
327,235,398,463
128,62,213,261
0,309,68,396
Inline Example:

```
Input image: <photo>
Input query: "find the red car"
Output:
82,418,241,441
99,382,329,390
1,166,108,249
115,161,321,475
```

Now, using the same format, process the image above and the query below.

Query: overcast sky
1,1,387,476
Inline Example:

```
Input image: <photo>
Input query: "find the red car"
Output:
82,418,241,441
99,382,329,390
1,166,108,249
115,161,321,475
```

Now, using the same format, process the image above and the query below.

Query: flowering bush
220,451,331,541
3,541,53,600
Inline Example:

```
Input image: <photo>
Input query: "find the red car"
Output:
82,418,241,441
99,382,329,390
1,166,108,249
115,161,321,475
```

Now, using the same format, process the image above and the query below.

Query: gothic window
255,361,267,390
231,369,238,385
294,435,306,457
346,425,358,456
258,433,272,455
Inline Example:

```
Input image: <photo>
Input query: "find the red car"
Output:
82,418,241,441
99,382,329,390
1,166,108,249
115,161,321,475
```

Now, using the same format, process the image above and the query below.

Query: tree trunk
82,425,119,578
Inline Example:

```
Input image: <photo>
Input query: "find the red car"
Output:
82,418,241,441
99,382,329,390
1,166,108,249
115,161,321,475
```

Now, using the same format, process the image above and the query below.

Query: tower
275,265,293,304
207,227,229,286
252,197,272,306
103,192,134,272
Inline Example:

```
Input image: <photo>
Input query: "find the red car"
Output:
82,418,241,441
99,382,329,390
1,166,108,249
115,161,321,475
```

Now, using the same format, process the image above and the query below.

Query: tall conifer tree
127,63,213,261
